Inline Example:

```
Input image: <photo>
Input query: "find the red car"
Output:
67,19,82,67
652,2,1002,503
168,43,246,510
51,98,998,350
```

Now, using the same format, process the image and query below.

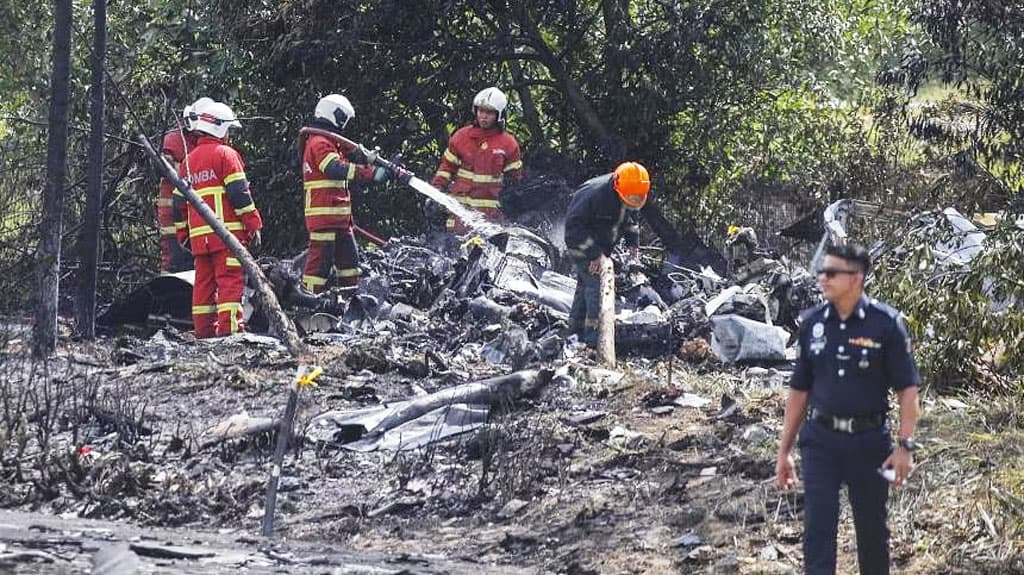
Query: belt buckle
832,416,854,433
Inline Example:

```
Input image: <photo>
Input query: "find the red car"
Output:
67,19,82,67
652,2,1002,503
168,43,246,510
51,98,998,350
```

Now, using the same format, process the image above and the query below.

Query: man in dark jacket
563,162,650,345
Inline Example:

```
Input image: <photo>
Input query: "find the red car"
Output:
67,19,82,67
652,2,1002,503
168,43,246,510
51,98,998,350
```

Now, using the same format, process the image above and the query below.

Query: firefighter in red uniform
431,87,524,233
299,94,389,293
158,127,195,273
173,98,263,338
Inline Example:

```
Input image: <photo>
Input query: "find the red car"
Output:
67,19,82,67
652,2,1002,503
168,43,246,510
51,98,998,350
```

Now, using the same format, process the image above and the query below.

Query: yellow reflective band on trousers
155,198,172,207
226,257,240,267
192,304,216,315
452,195,500,209
217,302,242,313
159,225,176,237
309,231,337,242
217,302,243,334
338,267,360,278
302,274,328,292
305,206,353,217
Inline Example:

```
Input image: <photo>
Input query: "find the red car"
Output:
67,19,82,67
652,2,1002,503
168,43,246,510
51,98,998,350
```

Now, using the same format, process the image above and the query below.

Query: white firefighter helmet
191,99,241,139
314,94,355,130
182,97,214,132
472,87,508,121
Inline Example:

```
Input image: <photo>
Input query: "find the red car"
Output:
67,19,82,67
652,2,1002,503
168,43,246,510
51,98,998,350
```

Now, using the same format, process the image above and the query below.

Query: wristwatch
898,437,918,452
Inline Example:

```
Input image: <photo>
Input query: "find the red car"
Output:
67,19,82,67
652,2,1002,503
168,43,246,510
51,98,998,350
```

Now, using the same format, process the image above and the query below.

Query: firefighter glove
248,229,262,252
360,145,379,166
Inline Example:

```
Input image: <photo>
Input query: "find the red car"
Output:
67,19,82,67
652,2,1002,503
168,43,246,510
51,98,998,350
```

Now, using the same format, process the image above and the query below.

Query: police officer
775,243,920,575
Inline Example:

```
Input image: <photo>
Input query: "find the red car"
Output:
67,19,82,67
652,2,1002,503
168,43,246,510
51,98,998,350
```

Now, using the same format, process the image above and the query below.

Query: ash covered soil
0,325,991,575
0,233,1010,574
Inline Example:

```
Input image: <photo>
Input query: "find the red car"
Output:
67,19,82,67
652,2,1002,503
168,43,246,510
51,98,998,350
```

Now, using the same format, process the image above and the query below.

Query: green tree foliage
865,1,1024,391
2,0,1023,388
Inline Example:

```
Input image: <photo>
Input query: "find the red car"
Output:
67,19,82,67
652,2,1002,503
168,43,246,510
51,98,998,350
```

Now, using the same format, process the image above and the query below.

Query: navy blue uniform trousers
568,259,601,345
800,421,892,574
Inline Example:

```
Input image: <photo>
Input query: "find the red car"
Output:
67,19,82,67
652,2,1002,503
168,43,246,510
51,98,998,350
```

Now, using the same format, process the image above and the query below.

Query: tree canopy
1,0,1022,384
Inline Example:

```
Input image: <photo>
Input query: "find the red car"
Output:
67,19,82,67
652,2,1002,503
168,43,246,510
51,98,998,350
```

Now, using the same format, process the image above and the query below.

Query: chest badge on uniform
480,141,489,150
809,322,826,354
856,347,870,369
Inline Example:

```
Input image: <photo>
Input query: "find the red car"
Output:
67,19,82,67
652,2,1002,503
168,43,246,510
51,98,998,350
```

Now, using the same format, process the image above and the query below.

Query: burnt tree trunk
33,0,73,358
514,7,625,161
509,60,545,149
76,0,106,339
495,11,546,148
601,0,630,106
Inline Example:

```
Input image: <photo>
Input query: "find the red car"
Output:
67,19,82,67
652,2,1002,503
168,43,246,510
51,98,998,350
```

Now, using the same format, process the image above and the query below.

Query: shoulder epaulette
866,298,901,320
798,301,829,323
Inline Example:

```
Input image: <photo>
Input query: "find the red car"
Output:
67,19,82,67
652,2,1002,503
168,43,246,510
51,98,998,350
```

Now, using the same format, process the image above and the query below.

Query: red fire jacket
158,129,197,245
302,134,376,232
431,125,524,215
174,136,263,255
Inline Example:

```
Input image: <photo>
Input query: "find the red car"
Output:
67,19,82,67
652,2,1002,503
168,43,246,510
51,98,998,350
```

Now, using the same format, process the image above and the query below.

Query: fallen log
136,134,305,357
369,369,551,436
200,412,278,449
308,368,554,447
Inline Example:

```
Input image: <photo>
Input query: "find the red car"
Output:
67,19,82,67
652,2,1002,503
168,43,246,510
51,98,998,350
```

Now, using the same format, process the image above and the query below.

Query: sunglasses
817,268,860,279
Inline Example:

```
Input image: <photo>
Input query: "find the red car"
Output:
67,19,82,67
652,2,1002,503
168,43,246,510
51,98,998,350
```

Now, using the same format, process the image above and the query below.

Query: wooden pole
135,135,306,357
596,256,616,366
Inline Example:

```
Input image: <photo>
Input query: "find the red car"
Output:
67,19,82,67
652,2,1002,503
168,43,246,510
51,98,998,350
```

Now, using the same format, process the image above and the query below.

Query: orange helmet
613,162,650,209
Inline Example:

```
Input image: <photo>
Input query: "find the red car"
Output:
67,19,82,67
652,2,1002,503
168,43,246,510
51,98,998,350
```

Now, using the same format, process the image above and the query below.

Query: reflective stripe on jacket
302,133,376,232
564,173,639,261
430,125,523,211
157,179,177,239
174,136,262,255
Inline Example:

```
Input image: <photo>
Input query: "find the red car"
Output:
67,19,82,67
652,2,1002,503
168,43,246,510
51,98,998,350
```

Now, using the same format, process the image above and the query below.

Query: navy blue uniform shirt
790,294,920,416
564,173,640,261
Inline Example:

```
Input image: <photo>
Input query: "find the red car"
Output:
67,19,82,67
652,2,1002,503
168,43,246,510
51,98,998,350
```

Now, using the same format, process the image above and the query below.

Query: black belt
808,407,885,434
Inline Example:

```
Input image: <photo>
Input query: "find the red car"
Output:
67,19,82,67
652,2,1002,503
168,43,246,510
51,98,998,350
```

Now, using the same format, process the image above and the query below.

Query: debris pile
10,197,1014,572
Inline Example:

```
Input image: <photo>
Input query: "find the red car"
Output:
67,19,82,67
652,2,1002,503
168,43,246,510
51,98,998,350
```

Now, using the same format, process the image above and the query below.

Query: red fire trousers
192,249,245,338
